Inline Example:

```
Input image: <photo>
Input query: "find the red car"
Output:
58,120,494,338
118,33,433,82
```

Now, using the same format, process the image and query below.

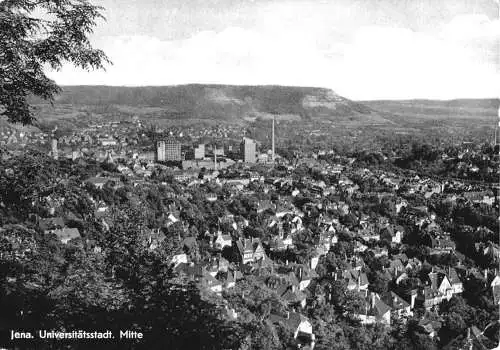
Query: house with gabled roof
405,257,422,271
446,267,463,295
221,268,243,289
355,291,391,325
342,269,369,292
293,265,318,291
372,246,388,258
235,238,266,264
269,235,293,251
171,253,188,267
418,286,445,310
380,225,404,245
417,318,442,339
381,291,412,318
269,312,315,349
280,286,307,309
354,241,368,253
214,231,232,250
200,271,223,294
388,259,404,276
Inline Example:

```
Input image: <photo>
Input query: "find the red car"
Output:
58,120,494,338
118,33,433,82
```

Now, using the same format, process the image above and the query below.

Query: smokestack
214,145,217,170
495,105,500,146
272,116,275,163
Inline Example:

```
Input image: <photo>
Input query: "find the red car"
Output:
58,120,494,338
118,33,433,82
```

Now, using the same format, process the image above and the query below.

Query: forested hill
32,84,381,122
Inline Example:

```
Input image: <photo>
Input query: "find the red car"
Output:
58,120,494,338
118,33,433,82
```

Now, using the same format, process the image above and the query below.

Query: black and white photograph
0,0,499,349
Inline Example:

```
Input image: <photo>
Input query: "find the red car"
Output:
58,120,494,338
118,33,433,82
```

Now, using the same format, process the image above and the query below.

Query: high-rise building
156,140,165,162
165,137,182,161
241,137,257,163
194,144,205,160
51,138,58,160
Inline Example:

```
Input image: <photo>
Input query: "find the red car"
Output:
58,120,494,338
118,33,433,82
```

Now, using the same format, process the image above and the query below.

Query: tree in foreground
0,0,110,124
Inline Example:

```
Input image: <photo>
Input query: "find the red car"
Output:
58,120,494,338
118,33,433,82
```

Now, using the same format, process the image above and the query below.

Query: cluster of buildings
21,144,498,349
40,117,280,172
3,111,499,349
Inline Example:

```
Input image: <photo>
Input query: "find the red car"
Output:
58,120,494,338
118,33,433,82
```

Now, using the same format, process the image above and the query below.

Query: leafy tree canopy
0,0,110,124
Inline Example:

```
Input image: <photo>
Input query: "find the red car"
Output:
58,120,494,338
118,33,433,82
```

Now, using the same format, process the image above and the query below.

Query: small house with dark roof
342,269,369,292
417,318,441,339
381,291,412,318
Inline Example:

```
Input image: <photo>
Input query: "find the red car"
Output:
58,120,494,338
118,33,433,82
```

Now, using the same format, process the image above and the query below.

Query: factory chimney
272,116,275,164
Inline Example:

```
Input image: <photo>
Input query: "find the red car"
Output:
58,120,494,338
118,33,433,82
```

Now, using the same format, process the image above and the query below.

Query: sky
47,0,500,100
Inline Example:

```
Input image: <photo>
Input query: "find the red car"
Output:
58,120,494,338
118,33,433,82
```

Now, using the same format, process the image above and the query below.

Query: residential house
342,269,369,292
429,237,456,255
359,229,380,242
417,269,457,309
295,265,318,291
418,286,443,309
171,253,188,267
354,241,368,253
405,257,422,271
417,318,442,339
355,291,391,325
235,238,266,264
380,225,404,244
269,235,294,251
214,231,232,250
200,271,223,294
269,312,315,349
372,246,389,258
388,259,405,277
273,280,308,309
446,267,463,294
381,291,412,318
222,269,243,289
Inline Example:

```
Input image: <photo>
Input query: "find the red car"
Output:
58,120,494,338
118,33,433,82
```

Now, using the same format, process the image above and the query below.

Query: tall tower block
156,140,166,162
51,138,58,160
241,137,257,163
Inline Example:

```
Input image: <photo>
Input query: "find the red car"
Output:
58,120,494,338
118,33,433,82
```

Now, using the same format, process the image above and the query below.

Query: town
0,112,498,350
1,0,499,348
